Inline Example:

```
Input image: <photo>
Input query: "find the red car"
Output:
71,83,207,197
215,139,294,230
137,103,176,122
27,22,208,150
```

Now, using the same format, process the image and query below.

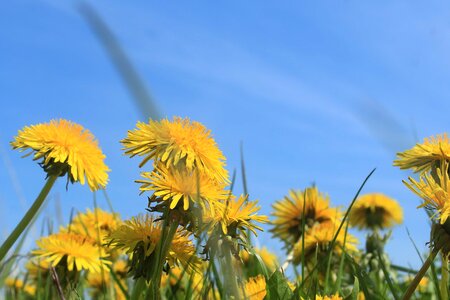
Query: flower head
68,208,121,244
349,193,403,230
404,161,450,224
293,223,358,265
87,271,126,300
394,133,450,173
32,232,111,273
138,164,228,211
122,117,228,183
241,275,267,300
271,187,342,251
106,214,200,275
11,119,109,191
206,195,268,238
5,278,36,296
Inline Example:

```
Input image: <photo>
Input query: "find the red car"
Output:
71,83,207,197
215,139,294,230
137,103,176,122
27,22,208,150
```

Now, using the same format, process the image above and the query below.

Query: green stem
223,243,240,299
402,249,439,300
150,220,179,299
441,254,449,300
0,175,58,262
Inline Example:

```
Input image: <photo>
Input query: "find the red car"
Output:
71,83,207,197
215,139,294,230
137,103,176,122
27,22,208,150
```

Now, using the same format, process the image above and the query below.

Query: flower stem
150,219,179,299
441,254,449,300
0,174,58,262
402,248,439,300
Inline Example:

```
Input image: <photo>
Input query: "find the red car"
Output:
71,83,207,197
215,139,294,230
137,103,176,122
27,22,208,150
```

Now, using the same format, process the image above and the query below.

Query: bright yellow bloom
107,214,200,271
107,214,161,257
122,117,228,183
11,119,109,191
69,208,121,244
271,187,342,250
137,164,228,211
25,257,50,278
404,161,450,224
162,266,204,295
349,193,403,230
86,271,126,300
112,259,128,278
293,223,358,264
5,278,36,296
241,247,278,271
394,133,450,173
33,232,111,273
241,275,267,300
206,195,268,237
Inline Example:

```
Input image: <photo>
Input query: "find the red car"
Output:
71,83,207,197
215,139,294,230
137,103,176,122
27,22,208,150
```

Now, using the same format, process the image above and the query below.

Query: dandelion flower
32,232,111,273
25,257,50,278
138,164,228,211
69,208,121,244
404,161,450,224
293,223,358,265
5,278,35,296
87,271,126,300
241,275,267,300
122,117,228,182
208,195,269,237
394,133,450,173
271,187,342,250
349,193,403,230
11,119,109,191
107,214,200,273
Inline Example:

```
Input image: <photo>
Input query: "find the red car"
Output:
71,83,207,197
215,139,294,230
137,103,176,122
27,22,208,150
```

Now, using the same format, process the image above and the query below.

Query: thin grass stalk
402,248,439,300
0,174,58,262
151,219,179,299
441,254,449,300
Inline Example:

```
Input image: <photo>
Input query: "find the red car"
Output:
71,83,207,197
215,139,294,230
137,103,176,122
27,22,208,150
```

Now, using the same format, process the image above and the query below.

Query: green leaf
351,277,360,300
267,271,293,300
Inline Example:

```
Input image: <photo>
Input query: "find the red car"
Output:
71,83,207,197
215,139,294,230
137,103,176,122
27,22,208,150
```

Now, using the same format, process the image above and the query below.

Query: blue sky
1,1,450,269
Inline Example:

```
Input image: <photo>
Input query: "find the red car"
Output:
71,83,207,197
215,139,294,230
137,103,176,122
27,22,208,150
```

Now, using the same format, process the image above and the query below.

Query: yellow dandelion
69,208,121,244
5,277,24,290
137,163,228,211
293,223,358,265
394,133,450,173
87,271,126,300
207,195,269,237
122,117,228,182
107,214,199,271
404,161,450,224
241,247,279,271
107,214,161,257
5,278,36,296
349,193,403,230
271,187,342,250
25,257,50,278
241,275,267,300
32,232,111,273
162,265,204,295
11,119,109,191
112,259,128,278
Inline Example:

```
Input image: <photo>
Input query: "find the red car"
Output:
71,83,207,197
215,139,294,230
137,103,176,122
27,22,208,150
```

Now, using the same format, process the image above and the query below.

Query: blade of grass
78,2,161,120
377,250,400,300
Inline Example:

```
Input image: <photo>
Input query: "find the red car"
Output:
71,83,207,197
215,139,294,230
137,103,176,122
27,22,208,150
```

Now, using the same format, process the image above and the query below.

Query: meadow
1,116,449,300
2,4,450,300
